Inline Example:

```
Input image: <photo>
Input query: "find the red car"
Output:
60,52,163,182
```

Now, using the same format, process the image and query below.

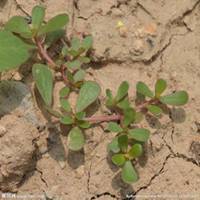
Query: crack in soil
163,134,200,167
90,192,119,200
136,1,156,20
171,0,200,26
132,154,171,197
35,167,48,187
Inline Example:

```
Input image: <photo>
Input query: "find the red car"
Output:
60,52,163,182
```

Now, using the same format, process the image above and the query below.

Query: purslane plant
0,6,189,184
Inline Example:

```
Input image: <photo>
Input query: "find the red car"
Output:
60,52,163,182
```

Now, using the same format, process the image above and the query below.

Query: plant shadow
47,126,67,163
0,81,29,117
170,107,186,123
67,150,85,169
112,172,135,200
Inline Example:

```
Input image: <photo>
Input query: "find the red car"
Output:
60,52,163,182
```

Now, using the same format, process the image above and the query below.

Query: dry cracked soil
0,0,200,200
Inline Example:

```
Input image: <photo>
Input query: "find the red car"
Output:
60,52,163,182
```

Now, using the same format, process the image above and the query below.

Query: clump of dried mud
0,0,200,199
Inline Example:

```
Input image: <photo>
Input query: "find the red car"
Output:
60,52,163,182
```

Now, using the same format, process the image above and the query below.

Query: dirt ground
0,0,200,199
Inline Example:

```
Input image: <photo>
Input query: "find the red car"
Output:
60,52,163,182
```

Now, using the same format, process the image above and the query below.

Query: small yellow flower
116,20,124,28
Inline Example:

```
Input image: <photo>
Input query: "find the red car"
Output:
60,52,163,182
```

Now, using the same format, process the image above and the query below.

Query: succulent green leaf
106,89,114,107
68,127,85,151
128,128,150,142
107,122,123,133
135,112,144,123
78,121,90,129
5,16,32,38
71,37,81,51
136,81,154,98
60,99,71,112
75,112,86,120
108,137,120,153
76,81,101,112
66,60,81,70
59,86,70,98
115,81,129,102
82,36,93,50
0,31,32,71
39,14,69,35
79,56,90,64
122,108,136,127
129,144,143,159
117,98,130,110
122,161,138,183
160,91,189,106
155,79,167,97
45,29,65,47
31,5,45,31
32,64,53,106
118,135,128,153
147,105,162,116
112,154,126,166
60,115,74,125
74,69,86,83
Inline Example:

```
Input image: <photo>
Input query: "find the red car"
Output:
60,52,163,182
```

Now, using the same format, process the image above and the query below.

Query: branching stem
84,99,157,123
34,37,56,67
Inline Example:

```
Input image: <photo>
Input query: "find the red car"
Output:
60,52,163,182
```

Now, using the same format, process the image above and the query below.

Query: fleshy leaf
107,122,123,133
60,99,71,112
82,36,93,50
31,5,45,32
32,64,53,106
45,29,65,47
0,31,32,71
74,69,86,83
129,144,143,158
155,79,167,97
79,56,90,64
115,81,129,102
66,60,81,70
135,112,143,123
76,81,101,112
112,154,126,166
60,116,73,125
5,16,32,38
160,91,189,106
128,128,150,142
108,137,120,153
136,81,154,98
78,121,90,129
118,135,128,153
39,14,69,35
75,112,86,120
122,161,138,183
122,108,135,127
59,86,70,98
71,37,81,51
117,98,130,110
68,127,85,151
147,105,162,116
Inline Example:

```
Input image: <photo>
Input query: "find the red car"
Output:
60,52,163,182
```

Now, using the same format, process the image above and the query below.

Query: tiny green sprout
106,81,130,110
0,5,189,186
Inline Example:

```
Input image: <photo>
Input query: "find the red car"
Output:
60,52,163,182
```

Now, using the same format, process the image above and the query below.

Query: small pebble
76,165,85,179
132,39,144,55
119,26,128,37
0,125,7,137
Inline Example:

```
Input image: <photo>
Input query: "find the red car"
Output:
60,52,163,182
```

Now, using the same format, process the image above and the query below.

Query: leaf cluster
0,5,189,185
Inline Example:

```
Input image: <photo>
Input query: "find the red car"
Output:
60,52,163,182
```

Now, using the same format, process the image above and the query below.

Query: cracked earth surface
0,0,200,199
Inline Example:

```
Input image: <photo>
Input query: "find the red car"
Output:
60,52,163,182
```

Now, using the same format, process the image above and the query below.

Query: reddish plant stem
85,114,123,122
34,37,56,67
84,99,157,123
61,64,68,85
